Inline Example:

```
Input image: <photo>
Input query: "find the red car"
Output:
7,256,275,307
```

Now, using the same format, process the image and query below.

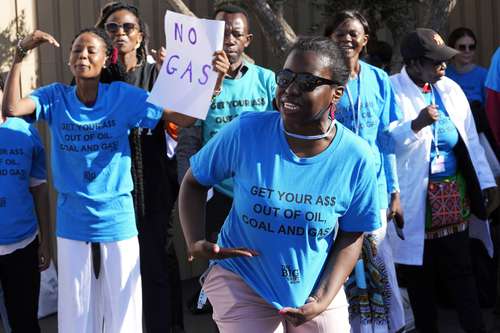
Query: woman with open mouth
325,9,405,333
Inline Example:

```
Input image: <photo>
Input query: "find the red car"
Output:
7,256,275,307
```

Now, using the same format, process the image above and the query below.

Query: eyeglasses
276,69,339,92
457,44,476,52
104,22,138,34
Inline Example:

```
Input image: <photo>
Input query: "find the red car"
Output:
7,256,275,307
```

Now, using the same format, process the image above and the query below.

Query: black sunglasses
420,57,446,68
457,44,476,52
104,22,138,34
276,69,339,92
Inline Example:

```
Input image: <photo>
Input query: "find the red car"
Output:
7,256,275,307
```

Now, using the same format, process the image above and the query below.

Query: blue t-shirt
198,63,276,197
424,89,459,179
190,112,380,309
486,47,500,92
336,61,401,208
30,82,163,242
0,118,46,244
446,65,487,104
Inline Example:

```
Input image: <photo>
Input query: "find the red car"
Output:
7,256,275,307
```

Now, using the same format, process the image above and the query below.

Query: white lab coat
387,67,496,265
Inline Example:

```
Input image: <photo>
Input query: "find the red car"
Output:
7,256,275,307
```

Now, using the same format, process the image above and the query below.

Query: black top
127,62,178,220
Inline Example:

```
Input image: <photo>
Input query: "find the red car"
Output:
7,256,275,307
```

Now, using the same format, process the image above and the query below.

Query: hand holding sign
150,46,166,72
212,50,230,94
148,11,225,120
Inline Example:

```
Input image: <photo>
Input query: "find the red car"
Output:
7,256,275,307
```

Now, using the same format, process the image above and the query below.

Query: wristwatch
16,40,29,59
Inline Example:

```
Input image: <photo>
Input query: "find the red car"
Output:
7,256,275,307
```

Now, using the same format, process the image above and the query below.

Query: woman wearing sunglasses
447,27,487,106
390,28,499,333
179,36,380,332
3,25,227,332
95,3,212,331
324,9,405,333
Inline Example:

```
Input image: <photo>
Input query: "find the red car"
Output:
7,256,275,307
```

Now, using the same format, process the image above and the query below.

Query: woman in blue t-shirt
2,28,228,332
179,36,380,332
94,3,185,331
447,27,487,105
324,9,405,333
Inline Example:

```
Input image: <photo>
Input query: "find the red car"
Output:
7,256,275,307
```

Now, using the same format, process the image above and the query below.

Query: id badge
431,155,446,174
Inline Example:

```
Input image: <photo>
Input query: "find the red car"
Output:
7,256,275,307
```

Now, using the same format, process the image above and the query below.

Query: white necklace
281,118,335,140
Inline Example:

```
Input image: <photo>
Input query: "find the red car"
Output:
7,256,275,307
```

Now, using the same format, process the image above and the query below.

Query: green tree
0,9,29,73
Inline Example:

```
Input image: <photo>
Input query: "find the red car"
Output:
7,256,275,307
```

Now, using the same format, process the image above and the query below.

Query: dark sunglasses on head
457,43,476,52
104,22,138,34
276,69,339,92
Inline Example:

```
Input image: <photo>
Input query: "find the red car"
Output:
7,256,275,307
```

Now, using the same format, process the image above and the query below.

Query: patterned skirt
346,210,405,333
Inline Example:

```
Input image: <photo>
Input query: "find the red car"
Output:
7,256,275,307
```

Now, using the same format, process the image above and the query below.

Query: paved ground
0,279,497,333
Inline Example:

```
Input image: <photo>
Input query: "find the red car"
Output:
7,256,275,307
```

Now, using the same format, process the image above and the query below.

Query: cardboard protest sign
147,11,224,120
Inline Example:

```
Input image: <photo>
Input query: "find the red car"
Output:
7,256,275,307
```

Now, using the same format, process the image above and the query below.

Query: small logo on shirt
281,264,301,284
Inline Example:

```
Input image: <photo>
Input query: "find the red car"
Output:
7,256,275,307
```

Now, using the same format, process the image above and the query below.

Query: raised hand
19,30,60,52
212,50,230,94
150,46,166,72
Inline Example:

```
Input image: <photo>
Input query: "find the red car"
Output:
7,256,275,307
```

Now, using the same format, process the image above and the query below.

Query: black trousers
398,230,485,333
0,239,40,333
137,153,184,333
138,211,184,333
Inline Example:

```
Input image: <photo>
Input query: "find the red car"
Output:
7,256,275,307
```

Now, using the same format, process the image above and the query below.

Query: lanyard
345,73,362,135
424,84,440,156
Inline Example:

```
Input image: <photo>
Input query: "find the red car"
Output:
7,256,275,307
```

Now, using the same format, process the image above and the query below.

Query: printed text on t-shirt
0,148,27,179
242,186,336,237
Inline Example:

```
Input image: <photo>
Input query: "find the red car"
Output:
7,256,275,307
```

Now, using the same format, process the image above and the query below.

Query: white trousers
57,237,142,333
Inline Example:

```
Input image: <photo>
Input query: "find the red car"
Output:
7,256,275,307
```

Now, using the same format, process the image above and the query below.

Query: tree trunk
424,0,457,33
164,0,456,73
385,0,456,72
242,0,296,58
165,0,195,16
383,2,418,72
165,0,255,63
